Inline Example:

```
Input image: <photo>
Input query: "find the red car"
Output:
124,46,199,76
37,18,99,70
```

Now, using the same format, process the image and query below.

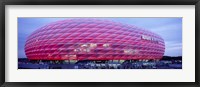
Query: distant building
25,19,165,61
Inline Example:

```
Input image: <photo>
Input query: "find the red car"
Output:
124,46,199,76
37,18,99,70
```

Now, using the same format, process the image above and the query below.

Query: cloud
164,41,182,56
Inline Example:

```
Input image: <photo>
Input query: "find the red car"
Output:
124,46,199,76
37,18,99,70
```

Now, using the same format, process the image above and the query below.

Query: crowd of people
73,60,182,69
18,59,182,69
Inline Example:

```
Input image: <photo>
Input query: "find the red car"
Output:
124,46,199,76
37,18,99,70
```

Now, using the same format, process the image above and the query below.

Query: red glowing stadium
25,19,165,61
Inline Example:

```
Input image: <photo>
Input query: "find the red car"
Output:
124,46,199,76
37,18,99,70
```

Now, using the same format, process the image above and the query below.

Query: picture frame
0,0,199,87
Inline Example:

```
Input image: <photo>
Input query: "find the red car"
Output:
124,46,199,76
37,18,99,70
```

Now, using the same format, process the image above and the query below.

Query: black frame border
0,0,199,87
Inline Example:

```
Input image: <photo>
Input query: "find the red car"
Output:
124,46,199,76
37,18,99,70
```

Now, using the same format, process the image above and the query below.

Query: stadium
18,19,182,69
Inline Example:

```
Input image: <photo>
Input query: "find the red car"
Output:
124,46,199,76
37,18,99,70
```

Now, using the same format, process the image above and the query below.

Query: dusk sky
18,18,182,58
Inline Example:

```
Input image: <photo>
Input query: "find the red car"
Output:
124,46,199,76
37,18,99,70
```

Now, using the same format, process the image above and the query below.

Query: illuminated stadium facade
25,19,165,61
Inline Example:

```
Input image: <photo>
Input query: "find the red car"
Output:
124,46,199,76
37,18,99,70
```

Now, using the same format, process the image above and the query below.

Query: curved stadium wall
25,19,165,61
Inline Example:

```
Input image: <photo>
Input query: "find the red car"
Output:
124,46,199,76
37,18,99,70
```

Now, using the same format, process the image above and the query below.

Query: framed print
0,0,199,87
